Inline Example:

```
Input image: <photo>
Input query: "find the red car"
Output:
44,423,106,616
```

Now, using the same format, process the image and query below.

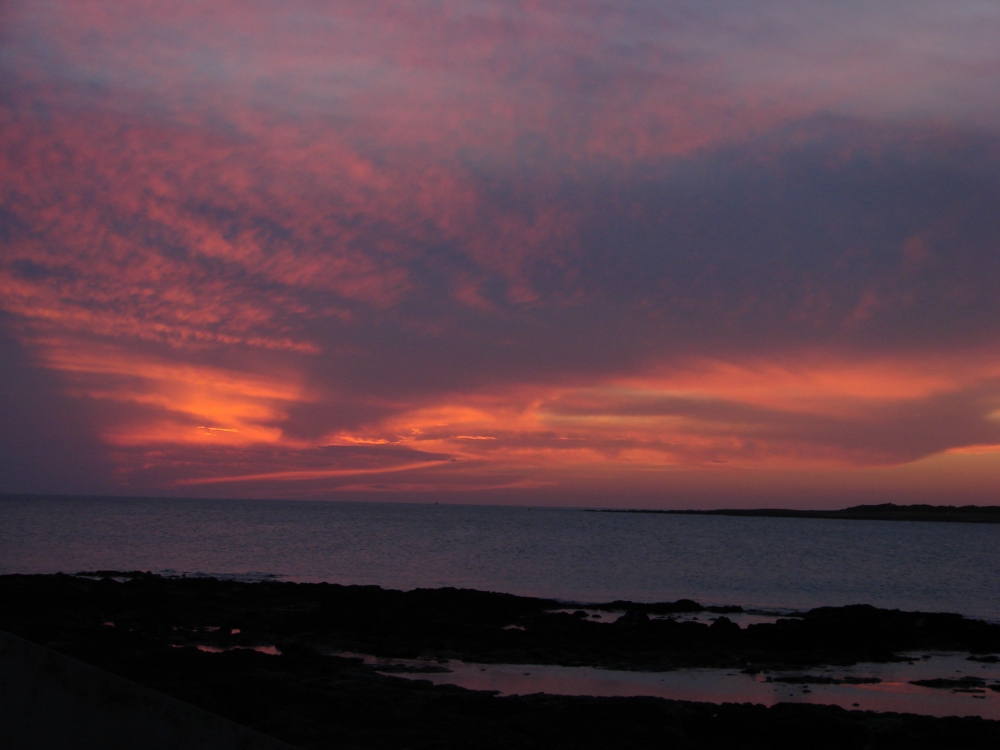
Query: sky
2,0,1000,507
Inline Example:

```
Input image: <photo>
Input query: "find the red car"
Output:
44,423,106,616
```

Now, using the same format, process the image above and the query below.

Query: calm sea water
2,496,999,621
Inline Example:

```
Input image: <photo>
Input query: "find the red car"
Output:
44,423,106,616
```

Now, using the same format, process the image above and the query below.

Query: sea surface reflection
3,497,1000,620
350,652,1000,720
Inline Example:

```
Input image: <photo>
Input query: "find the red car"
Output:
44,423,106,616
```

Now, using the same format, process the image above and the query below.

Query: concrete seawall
0,630,296,750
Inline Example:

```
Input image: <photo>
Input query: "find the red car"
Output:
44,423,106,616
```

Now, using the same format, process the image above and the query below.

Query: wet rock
708,616,741,638
910,676,986,689
772,675,882,685
614,610,651,628
3,572,1000,677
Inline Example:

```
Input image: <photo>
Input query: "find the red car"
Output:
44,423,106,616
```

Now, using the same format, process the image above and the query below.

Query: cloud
2,0,1000,502
174,460,453,486
538,377,1000,467
0,319,115,493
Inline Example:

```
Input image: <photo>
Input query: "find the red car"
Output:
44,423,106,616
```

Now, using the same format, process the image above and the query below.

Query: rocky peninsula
598,503,1000,524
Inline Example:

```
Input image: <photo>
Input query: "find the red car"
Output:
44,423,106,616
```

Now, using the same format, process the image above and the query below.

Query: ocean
2,495,998,621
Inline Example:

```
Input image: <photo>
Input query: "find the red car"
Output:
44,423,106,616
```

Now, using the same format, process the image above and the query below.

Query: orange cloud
33,339,306,447
313,355,1000,481
175,459,451,486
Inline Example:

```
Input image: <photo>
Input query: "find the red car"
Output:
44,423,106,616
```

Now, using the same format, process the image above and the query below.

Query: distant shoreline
594,503,1000,524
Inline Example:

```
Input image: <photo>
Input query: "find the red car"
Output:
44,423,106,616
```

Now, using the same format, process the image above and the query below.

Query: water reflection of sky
547,608,789,626
7,501,1000,622
346,652,1000,719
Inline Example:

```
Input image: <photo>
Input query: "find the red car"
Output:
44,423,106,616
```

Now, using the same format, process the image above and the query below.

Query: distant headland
596,503,1000,524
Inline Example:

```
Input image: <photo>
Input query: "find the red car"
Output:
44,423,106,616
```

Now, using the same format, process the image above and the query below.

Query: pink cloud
3,0,1000,503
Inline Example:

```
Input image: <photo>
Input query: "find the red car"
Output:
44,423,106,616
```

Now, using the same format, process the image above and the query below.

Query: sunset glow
3,0,1000,505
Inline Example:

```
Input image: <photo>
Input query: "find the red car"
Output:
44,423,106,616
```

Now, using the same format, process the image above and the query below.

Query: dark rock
910,677,987,689
5,572,999,674
772,675,882,685
3,573,1000,750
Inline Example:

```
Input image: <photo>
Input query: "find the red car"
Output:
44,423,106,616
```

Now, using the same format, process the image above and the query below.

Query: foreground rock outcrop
2,572,999,749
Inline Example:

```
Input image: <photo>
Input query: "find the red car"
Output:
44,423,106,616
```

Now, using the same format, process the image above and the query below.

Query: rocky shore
601,503,1000,524
2,572,999,749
